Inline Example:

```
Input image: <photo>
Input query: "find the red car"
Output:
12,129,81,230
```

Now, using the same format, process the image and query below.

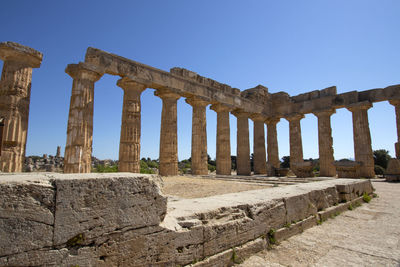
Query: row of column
63,70,399,178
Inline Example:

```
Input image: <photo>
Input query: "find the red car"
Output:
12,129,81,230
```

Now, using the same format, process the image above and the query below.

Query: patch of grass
273,184,279,187
363,192,372,203
268,229,276,245
372,193,378,198
348,204,353,210
284,222,291,228
317,219,322,225
231,248,243,264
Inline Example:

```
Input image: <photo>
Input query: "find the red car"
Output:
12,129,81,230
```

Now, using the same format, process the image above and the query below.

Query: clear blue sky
1,1,399,161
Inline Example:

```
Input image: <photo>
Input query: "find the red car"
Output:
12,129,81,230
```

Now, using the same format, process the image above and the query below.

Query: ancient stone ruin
59,46,400,179
0,41,396,266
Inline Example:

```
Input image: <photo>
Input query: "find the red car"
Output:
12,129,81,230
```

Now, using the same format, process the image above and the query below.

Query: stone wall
0,173,373,266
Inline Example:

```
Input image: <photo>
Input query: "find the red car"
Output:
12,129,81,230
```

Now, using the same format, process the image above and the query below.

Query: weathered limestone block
333,179,373,202
0,174,54,257
53,173,167,246
0,42,42,172
334,160,361,178
291,161,314,178
385,158,400,182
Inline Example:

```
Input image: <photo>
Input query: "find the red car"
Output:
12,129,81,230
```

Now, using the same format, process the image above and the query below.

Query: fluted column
210,104,231,175
0,42,42,172
186,97,209,175
232,110,251,175
286,113,305,168
64,63,103,173
313,109,336,177
251,115,267,174
389,100,400,158
117,78,146,173
265,117,280,169
155,89,180,176
347,102,375,178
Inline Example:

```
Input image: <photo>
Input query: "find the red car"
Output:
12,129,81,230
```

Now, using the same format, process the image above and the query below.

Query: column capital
65,62,103,82
250,113,267,122
285,113,305,122
210,103,231,113
389,99,400,107
185,96,209,107
154,88,181,100
231,109,251,118
313,108,336,118
117,77,146,92
265,117,280,125
0,41,42,68
346,101,372,113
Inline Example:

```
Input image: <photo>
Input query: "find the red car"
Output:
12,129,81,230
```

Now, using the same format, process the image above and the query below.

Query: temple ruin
58,46,400,178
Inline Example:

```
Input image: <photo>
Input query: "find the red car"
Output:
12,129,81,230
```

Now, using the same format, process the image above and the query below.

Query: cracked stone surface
240,181,400,267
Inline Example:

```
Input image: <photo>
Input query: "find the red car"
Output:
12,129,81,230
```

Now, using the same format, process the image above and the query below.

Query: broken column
386,100,400,181
232,110,251,175
347,102,375,178
251,115,267,174
64,63,103,173
286,113,305,174
210,104,231,175
0,42,42,172
265,117,280,169
117,78,146,173
155,89,180,176
186,97,209,175
313,109,336,177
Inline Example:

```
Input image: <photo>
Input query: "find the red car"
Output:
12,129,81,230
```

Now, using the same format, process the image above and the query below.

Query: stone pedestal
186,97,209,175
290,161,314,178
117,78,146,173
210,104,231,175
385,158,400,182
155,89,180,176
266,117,280,170
64,63,102,173
389,100,400,158
333,161,362,178
232,110,251,175
0,42,42,172
313,109,336,177
286,113,305,176
347,102,375,178
251,115,267,174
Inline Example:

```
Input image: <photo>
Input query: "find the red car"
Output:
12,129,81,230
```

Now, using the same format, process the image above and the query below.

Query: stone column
210,104,231,175
155,89,180,176
64,63,102,173
186,97,209,175
389,100,400,158
117,78,146,173
286,113,305,167
251,115,267,174
232,110,251,175
0,42,42,172
313,109,336,177
347,102,375,178
265,117,280,169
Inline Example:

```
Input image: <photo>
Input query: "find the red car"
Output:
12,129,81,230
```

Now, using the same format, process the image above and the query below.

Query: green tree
373,149,391,169
280,156,290,168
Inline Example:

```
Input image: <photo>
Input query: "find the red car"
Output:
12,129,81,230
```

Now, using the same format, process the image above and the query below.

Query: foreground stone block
53,173,167,246
334,160,361,178
0,174,54,256
385,158,400,182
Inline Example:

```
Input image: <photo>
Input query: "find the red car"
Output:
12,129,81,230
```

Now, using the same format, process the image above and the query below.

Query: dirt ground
161,175,271,198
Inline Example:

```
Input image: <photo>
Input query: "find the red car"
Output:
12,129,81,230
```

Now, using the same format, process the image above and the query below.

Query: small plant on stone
363,192,372,203
348,204,354,210
268,229,277,245
372,193,378,198
231,248,243,264
284,222,291,228
317,219,322,225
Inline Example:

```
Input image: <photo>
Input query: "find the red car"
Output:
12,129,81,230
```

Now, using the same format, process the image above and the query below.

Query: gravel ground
161,175,271,198
239,181,400,267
